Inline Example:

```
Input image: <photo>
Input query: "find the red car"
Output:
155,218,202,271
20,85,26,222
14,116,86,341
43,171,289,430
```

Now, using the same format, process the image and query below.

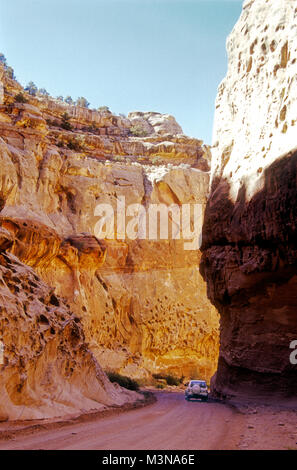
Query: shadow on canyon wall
200,149,297,401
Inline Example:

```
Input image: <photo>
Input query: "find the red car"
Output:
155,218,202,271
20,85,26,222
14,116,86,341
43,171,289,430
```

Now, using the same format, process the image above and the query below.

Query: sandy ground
0,391,296,450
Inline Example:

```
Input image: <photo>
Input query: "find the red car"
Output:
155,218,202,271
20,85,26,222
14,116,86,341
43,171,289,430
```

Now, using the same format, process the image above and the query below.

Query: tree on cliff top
6,66,15,80
76,97,90,108
98,106,110,113
38,88,50,97
65,96,74,105
0,53,7,66
25,81,38,96
0,54,16,80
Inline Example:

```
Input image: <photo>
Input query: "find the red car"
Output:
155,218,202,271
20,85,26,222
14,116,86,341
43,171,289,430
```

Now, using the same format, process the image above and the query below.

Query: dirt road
0,392,296,450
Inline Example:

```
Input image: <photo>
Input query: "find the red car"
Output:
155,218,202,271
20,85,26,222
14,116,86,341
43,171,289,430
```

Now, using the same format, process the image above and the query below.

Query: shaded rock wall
201,0,297,401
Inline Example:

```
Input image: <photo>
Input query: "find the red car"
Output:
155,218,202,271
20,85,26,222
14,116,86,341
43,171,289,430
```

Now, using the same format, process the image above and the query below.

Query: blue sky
0,0,243,143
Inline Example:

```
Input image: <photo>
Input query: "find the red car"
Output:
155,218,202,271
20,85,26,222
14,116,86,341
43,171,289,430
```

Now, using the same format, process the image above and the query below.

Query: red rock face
201,0,297,401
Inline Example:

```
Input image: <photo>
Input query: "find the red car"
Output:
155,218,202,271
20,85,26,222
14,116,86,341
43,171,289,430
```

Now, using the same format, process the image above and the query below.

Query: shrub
165,374,181,386
106,371,139,391
67,136,85,151
15,92,28,104
152,373,182,386
156,383,165,389
130,124,148,137
67,138,81,151
98,106,110,113
61,112,72,131
85,123,97,133
151,156,161,164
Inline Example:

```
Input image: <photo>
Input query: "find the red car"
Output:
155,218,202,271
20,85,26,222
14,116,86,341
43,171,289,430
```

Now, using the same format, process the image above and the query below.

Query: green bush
165,375,181,386
15,93,28,104
84,123,98,133
106,371,140,391
61,112,72,131
67,138,82,151
98,106,110,113
151,156,161,164
130,124,148,137
156,383,165,389
152,373,182,386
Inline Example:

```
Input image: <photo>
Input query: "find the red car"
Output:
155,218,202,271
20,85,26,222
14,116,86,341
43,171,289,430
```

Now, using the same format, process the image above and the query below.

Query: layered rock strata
0,65,219,400
0,228,139,421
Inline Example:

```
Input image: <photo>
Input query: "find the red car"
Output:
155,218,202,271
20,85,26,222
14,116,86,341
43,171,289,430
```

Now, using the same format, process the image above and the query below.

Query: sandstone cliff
201,0,297,401
0,62,219,418
0,228,139,421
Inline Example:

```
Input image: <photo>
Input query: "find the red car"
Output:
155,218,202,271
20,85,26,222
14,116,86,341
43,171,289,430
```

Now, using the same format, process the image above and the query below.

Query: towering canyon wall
201,0,297,401
0,64,219,420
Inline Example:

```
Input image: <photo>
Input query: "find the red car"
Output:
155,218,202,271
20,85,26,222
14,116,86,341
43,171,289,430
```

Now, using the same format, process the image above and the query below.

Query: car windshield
191,381,207,387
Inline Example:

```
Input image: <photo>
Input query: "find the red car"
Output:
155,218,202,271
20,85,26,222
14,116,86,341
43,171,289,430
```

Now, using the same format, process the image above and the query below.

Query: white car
185,380,208,402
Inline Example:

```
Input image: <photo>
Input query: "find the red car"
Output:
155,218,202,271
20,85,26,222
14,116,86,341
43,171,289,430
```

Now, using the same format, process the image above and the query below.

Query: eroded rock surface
0,65,219,402
128,111,183,136
201,0,297,401
0,229,138,421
